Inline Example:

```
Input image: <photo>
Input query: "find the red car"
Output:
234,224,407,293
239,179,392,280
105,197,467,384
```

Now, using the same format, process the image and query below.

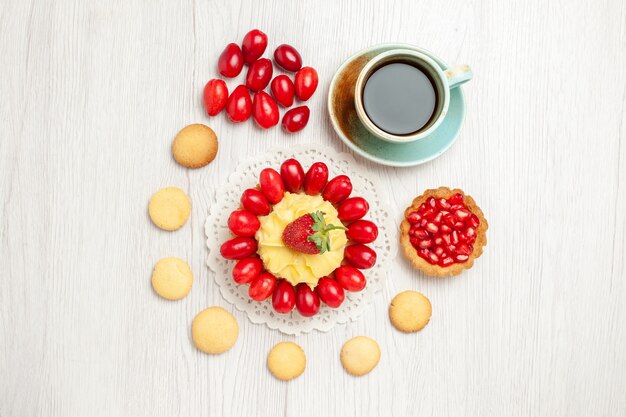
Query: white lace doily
205,144,397,335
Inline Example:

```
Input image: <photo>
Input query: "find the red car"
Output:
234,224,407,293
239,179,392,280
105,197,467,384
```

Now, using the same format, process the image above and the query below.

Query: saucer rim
327,42,466,168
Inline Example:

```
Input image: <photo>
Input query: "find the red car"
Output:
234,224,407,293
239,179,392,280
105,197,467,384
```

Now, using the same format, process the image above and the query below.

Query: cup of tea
354,49,472,143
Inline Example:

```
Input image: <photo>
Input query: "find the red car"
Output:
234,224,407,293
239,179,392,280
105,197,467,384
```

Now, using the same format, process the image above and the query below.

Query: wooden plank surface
1,0,624,416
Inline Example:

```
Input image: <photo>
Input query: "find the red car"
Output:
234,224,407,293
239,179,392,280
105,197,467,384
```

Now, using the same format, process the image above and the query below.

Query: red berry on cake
282,211,346,254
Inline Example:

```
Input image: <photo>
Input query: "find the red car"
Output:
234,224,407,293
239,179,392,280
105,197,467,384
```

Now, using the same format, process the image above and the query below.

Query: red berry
227,209,260,236
240,188,270,215
232,257,263,284
334,265,366,291
225,85,252,122
273,44,302,72
346,220,378,243
294,67,318,101
337,197,369,222
295,283,320,317
322,175,352,203
303,162,329,195
316,277,345,308
220,237,258,260
241,29,268,65
259,168,284,204
246,58,273,92
218,43,244,77
270,75,295,107
249,272,277,301
272,279,296,314
203,79,228,116
252,91,279,129
282,211,346,255
281,106,310,133
344,244,377,269
280,159,305,193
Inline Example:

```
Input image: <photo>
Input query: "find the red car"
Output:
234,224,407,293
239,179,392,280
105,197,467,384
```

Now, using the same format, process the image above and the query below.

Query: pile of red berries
203,29,318,133
219,158,379,317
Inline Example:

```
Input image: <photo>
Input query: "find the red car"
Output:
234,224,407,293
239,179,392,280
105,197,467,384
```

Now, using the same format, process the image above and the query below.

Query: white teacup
354,49,472,143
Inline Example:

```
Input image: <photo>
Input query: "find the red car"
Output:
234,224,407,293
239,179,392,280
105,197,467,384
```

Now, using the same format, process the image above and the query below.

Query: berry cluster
203,29,318,133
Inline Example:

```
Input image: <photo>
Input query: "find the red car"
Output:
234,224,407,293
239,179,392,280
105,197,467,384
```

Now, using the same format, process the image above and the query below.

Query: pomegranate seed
420,219,428,228
455,254,469,262
413,228,429,240
426,251,439,264
451,230,459,244
437,198,450,209
422,208,436,220
466,235,477,245
458,232,468,243
442,234,451,245
434,236,444,246
443,214,457,227
468,213,480,228
439,256,454,267
418,203,427,213
417,248,430,260
410,236,420,248
465,227,476,238
448,193,464,204
407,211,421,224
418,238,432,249
427,197,436,208
454,221,465,229
433,212,443,223
456,244,472,256
440,224,452,234
425,222,439,234
450,204,464,211
433,246,445,257
446,244,456,254
455,208,471,219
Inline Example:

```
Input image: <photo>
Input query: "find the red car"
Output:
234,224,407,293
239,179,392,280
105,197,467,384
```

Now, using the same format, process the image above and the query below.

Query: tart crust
400,187,488,277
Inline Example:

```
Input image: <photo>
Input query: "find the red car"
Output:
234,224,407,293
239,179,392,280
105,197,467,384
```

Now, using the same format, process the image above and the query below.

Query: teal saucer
327,43,466,167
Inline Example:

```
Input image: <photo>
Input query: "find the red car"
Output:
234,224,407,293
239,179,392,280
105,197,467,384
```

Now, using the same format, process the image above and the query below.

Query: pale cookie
191,307,238,354
389,290,432,333
151,257,193,300
148,187,191,231
340,336,381,376
267,342,306,381
172,123,218,168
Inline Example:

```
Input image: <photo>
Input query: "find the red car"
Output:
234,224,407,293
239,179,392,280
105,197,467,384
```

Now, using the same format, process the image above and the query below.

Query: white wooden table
1,0,625,416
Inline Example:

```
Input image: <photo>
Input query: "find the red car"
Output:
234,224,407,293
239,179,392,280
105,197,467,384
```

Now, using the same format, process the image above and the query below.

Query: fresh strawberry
282,211,346,254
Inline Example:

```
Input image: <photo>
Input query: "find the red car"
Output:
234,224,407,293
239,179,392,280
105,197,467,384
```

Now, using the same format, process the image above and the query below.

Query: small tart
400,187,488,277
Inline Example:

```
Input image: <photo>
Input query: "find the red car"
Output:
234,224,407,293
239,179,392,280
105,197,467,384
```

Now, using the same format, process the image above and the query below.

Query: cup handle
444,65,473,88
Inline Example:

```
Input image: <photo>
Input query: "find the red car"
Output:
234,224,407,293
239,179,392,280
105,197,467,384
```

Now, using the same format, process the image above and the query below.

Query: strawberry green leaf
306,211,347,254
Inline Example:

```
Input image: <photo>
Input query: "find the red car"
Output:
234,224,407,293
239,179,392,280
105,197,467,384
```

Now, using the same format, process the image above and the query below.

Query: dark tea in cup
362,62,438,136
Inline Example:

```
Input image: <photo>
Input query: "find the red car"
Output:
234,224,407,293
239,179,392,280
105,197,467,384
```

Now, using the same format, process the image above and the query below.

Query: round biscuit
340,336,380,376
148,187,191,231
389,290,432,333
172,124,218,168
267,342,306,381
151,257,193,300
191,307,239,354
